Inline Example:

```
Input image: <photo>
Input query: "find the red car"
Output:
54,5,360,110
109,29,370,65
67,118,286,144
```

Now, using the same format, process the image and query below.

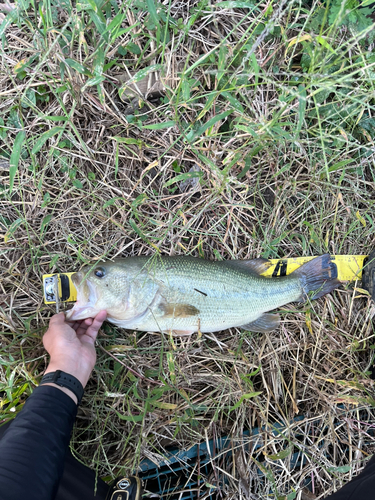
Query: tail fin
293,254,341,300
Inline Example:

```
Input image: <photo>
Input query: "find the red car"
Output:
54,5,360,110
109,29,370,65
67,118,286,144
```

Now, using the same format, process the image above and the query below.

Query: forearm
0,385,77,500
325,455,375,499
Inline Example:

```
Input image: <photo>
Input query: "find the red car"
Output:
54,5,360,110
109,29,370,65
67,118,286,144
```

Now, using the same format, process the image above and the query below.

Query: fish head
65,262,134,321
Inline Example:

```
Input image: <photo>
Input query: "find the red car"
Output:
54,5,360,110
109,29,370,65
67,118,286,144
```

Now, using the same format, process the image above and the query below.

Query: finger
72,317,93,334
84,310,107,342
0,3,15,13
75,326,88,336
67,317,93,327
95,310,107,323
75,323,92,336
65,320,81,331
48,312,66,326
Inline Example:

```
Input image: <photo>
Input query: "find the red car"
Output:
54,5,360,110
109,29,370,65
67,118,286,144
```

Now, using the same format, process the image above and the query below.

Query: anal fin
164,329,195,336
241,313,280,333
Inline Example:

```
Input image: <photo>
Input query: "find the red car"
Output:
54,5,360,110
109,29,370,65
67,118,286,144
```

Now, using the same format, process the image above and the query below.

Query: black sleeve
0,385,78,500
324,455,375,499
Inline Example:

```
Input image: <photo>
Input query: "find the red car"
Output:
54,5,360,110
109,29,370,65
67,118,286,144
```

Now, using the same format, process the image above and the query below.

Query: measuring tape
263,255,367,280
43,254,373,306
43,272,77,312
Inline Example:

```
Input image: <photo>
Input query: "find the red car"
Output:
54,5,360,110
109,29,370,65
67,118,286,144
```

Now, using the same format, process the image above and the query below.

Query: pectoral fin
241,313,280,333
160,303,199,318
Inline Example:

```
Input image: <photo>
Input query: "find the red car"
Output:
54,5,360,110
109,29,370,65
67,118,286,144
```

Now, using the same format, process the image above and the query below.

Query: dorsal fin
218,258,272,275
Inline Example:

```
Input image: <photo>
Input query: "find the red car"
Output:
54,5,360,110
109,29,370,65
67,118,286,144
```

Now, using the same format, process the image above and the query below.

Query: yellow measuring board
42,255,370,305
43,273,77,304
263,255,368,281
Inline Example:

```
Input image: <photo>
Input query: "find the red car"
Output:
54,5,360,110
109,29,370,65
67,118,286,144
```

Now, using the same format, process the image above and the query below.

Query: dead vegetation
1,0,375,497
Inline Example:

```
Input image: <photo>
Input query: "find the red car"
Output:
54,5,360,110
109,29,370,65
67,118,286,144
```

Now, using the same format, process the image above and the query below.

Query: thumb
49,312,66,325
83,311,107,344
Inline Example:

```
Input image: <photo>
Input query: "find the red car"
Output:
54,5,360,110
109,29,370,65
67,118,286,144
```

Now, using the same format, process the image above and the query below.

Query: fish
65,254,341,335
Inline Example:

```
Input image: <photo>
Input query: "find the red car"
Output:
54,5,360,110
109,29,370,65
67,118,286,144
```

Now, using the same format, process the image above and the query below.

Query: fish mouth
65,272,99,321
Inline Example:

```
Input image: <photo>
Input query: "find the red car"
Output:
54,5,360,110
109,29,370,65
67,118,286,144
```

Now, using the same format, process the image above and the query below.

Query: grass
1,0,375,497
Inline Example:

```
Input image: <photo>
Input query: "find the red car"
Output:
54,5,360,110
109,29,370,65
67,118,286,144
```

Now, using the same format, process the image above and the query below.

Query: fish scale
66,254,340,334
138,257,302,332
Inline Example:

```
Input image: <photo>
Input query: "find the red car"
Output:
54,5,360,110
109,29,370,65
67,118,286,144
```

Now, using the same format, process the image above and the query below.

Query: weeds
1,0,375,497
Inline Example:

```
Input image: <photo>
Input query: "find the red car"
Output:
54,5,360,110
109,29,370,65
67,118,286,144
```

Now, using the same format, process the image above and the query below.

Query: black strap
40,370,84,404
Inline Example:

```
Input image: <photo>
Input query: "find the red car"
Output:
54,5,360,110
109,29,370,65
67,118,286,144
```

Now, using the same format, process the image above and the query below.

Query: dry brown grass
1,0,375,497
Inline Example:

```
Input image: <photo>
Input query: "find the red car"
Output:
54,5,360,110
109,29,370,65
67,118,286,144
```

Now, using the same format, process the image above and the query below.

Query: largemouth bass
65,254,340,334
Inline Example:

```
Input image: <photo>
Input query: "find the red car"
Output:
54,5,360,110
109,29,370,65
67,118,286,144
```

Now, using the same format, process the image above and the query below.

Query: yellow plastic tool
42,255,369,306
43,273,77,306
264,255,367,281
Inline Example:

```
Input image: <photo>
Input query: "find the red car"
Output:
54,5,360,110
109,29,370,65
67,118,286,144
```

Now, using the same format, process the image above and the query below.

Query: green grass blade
9,131,26,193
31,126,64,154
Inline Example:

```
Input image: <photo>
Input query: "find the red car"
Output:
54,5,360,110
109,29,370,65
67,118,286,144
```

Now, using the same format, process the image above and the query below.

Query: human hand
0,3,15,22
43,311,107,390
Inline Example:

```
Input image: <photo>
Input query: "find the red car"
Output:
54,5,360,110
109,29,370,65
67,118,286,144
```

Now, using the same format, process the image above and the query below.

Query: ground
1,0,375,498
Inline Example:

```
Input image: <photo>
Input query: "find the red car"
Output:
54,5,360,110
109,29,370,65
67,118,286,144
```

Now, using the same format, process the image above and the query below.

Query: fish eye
94,267,106,278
